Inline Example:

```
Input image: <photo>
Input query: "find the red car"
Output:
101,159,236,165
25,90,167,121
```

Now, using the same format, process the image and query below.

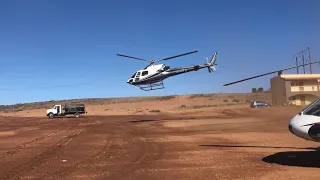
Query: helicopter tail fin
206,51,218,73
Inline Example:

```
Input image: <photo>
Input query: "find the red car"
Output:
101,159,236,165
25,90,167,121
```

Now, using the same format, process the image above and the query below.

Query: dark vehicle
250,101,270,108
46,104,87,118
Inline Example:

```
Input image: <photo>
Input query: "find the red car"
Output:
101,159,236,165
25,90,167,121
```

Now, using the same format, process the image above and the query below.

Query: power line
0,82,112,91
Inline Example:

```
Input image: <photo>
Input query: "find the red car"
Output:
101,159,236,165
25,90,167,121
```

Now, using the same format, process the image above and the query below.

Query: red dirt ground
0,106,319,180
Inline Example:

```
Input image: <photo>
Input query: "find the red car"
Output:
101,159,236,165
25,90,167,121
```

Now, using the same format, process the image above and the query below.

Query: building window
290,96,296,100
291,82,295,86
299,81,304,86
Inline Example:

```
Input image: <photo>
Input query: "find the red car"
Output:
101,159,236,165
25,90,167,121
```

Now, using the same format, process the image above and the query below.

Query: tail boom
164,51,218,76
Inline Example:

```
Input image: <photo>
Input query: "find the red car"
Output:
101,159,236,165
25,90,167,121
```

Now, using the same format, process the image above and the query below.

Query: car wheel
74,113,80,118
48,113,54,119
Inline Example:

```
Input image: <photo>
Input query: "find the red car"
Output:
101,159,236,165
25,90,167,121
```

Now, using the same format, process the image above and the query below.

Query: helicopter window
135,72,141,78
303,98,320,116
142,71,148,76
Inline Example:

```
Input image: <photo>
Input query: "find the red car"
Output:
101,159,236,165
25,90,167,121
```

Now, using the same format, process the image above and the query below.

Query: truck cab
46,105,62,117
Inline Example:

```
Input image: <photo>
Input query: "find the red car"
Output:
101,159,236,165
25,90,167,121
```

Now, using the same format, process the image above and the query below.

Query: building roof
279,74,320,80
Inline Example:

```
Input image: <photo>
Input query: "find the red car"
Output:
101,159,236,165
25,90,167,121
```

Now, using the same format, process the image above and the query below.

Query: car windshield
302,97,320,116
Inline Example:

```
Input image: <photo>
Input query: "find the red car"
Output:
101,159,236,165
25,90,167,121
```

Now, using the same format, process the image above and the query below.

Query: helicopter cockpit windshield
300,97,320,116
131,73,136,78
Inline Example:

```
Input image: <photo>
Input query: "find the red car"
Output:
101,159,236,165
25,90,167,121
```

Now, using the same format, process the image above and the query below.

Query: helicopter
116,50,218,91
223,60,320,142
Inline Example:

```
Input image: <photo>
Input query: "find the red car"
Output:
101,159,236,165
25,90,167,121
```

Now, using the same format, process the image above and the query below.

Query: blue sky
0,0,319,105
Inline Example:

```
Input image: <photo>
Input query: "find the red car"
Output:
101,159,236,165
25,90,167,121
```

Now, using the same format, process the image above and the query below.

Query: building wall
270,76,287,105
290,80,319,92
288,94,317,106
270,74,320,106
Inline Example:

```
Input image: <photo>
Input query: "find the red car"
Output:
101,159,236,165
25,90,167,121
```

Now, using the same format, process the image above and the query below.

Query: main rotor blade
160,50,198,61
116,54,149,62
223,60,320,86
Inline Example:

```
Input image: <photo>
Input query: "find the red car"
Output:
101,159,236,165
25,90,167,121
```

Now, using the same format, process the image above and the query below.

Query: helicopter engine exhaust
194,65,200,71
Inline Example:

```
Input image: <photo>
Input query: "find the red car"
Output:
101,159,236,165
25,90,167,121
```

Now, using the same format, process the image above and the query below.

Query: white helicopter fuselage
289,97,320,142
126,64,167,85
126,53,217,86
127,61,216,86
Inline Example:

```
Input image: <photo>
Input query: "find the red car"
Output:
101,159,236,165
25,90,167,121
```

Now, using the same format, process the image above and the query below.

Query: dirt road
0,106,319,180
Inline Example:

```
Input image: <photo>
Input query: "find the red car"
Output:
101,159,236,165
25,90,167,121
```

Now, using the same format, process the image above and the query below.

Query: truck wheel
74,113,80,118
48,113,54,119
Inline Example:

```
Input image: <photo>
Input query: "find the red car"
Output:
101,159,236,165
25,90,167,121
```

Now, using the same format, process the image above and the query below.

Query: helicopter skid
137,81,165,91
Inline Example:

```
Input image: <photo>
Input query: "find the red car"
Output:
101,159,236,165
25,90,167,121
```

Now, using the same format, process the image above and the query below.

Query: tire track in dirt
0,118,86,160
40,134,115,180
0,129,84,180
1,118,50,130
100,121,163,180
105,139,162,180
0,118,90,180
45,118,162,180
19,118,114,180
0,129,61,158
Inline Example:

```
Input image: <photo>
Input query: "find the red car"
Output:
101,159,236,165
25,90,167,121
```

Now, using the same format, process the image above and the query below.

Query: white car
250,101,270,108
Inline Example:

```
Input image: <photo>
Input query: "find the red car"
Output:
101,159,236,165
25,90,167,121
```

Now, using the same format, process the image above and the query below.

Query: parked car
250,101,270,108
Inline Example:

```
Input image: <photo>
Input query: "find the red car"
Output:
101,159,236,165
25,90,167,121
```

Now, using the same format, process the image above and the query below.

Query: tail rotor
206,51,218,73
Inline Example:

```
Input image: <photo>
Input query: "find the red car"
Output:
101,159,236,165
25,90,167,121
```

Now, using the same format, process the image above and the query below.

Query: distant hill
0,92,271,113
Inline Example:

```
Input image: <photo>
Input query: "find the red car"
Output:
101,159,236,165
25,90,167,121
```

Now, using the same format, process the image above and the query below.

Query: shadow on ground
262,151,320,168
200,144,320,168
199,144,316,150
47,116,87,119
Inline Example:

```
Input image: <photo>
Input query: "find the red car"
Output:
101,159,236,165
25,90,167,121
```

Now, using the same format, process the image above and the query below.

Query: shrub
232,99,240,102
149,109,161,112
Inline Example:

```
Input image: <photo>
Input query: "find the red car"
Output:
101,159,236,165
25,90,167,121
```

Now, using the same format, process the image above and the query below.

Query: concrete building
270,74,320,106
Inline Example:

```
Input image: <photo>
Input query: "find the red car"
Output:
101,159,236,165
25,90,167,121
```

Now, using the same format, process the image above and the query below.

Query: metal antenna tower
294,47,312,74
